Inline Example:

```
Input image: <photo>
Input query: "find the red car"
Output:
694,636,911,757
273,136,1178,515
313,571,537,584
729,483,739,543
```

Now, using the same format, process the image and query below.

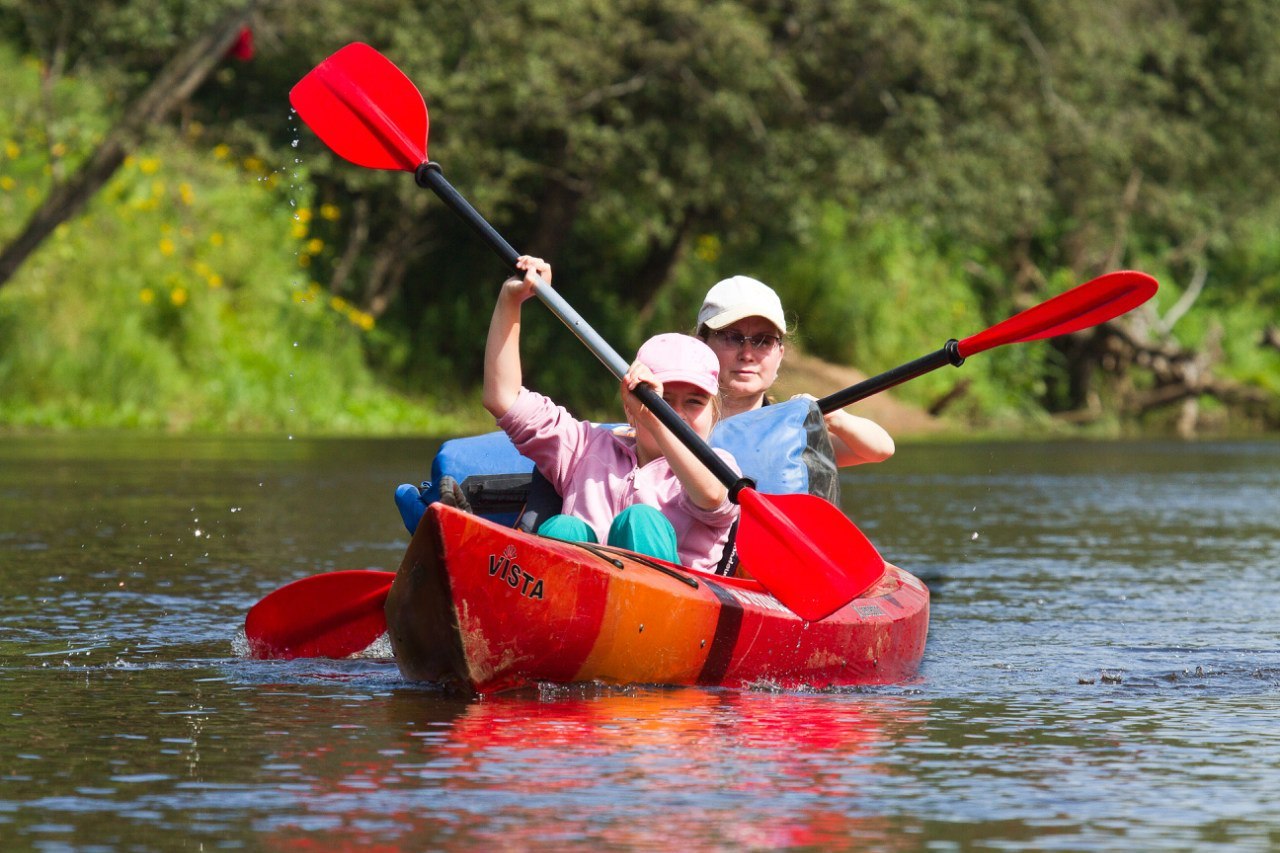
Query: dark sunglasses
708,329,782,352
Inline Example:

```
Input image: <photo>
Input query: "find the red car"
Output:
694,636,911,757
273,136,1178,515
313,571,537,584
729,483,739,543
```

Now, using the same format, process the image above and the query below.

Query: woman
485,256,740,572
696,275,895,467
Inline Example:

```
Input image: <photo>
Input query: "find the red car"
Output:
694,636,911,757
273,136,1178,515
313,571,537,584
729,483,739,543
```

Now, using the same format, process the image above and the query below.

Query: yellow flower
178,183,195,205
0,176,14,191
356,312,375,331
4,140,19,159
159,238,175,256
694,234,721,263
207,273,223,289
140,157,161,174
305,238,324,255
291,221,308,239
213,144,231,160
209,232,225,247
170,287,188,306
295,208,313,224
330,295,349,312
50,142,67,158
243,156,265,173
140,288,155,304
319,203,341,221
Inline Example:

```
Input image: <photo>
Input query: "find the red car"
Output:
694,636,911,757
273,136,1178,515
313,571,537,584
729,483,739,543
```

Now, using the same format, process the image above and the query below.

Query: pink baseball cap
634,333,720,396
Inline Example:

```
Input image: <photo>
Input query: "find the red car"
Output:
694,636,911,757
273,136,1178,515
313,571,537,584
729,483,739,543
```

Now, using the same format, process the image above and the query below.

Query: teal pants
537,505,680,565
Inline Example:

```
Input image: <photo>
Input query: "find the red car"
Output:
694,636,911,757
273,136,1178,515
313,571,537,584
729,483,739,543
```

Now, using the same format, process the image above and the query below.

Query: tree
0,0,257,290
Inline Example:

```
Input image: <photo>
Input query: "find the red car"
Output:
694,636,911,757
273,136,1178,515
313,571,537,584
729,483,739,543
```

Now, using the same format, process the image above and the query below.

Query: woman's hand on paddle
500,255,551,304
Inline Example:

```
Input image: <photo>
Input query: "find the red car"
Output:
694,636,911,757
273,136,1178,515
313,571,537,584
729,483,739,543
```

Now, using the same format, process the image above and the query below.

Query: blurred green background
1,0,1277,436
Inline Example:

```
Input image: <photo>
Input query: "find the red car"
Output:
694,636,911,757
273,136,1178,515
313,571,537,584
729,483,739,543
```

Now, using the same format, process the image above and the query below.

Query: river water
2,434,1278,850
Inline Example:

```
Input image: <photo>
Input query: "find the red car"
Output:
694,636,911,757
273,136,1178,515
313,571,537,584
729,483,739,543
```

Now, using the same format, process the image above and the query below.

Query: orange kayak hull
386,505,929,694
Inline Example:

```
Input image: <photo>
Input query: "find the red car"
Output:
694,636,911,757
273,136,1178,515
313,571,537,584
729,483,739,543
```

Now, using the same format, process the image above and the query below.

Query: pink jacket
497,388,740,572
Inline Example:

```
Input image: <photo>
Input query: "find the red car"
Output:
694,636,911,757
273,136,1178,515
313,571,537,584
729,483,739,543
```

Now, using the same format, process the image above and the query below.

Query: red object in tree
227,26,254,61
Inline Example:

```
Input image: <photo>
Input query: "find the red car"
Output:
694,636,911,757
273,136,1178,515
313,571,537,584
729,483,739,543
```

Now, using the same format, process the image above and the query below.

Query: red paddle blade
244,569,396,660
734,490,886,622
958,270,1158,359
289,42,427,172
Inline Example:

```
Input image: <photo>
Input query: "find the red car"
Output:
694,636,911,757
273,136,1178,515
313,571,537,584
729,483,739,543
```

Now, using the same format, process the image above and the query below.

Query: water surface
2,435,1278,850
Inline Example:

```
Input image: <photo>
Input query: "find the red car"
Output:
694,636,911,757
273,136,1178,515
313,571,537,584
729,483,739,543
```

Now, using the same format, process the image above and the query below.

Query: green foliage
0,46,473,433
2,0,1280,432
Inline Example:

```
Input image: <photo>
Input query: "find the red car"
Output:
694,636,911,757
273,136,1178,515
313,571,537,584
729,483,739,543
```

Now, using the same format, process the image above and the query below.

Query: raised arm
483,256,550,418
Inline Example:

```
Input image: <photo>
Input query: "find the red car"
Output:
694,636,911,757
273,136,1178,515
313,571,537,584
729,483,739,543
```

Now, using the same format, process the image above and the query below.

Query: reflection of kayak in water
385,503,929,694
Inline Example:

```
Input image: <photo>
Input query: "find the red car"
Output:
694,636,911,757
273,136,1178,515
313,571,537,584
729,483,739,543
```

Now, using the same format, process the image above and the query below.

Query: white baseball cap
696,275,788,334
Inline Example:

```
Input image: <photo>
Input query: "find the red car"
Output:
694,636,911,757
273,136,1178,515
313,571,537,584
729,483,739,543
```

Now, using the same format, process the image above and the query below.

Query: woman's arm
483,256,550,418
825,407,895,466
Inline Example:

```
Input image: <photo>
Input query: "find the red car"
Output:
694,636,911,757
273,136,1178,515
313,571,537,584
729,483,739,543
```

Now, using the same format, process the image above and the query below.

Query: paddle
288,42,883,623
245,569,395,660
816,270,1158,413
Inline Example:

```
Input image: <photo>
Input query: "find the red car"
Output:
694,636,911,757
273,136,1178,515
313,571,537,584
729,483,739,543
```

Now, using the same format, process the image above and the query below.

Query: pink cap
634,333,720,396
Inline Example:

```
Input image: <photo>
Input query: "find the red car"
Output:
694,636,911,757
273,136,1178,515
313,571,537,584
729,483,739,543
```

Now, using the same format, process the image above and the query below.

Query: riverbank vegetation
2,1,1278,436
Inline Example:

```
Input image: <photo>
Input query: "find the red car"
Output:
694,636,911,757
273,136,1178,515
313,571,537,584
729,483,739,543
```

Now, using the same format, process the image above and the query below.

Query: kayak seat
395,428,565,534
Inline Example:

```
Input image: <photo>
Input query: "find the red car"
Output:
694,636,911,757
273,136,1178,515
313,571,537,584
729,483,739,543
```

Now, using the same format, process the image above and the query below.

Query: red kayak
385,504,929,693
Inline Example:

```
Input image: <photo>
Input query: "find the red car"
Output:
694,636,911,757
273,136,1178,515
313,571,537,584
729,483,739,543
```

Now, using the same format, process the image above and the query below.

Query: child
484,256,740,572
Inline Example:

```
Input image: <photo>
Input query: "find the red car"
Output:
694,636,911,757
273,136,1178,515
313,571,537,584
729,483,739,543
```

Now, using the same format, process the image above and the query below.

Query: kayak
385,502,929,694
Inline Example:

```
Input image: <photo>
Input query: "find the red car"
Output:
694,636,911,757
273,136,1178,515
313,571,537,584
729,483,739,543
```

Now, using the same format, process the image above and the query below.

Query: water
2,435,1279,850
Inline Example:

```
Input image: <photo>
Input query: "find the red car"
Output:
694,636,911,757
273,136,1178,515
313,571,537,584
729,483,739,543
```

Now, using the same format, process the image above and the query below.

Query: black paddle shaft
415,163,755,501
816,340,965,414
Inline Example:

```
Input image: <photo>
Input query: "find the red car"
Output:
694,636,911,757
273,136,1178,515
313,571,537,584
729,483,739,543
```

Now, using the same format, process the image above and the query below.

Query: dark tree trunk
0,2,257,290
523,177,583,261
633,213,693,323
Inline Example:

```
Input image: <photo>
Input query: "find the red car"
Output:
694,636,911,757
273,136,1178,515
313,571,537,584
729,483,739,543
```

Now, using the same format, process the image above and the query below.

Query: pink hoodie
497,387,740,573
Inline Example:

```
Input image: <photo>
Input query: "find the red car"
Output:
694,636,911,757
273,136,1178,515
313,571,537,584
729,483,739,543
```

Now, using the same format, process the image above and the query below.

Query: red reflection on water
259,687,926,849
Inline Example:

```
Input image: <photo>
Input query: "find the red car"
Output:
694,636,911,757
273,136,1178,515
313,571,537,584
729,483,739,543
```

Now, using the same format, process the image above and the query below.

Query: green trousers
537,504,680,565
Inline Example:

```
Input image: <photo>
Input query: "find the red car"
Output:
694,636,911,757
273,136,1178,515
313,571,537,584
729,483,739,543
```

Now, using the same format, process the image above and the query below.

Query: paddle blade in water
959,270,1158,358
245,569,395,660
733,490,886,622
289,42,427,172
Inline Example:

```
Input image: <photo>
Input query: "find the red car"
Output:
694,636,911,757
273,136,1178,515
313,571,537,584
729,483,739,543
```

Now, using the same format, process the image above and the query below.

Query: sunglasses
708,329,783,352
